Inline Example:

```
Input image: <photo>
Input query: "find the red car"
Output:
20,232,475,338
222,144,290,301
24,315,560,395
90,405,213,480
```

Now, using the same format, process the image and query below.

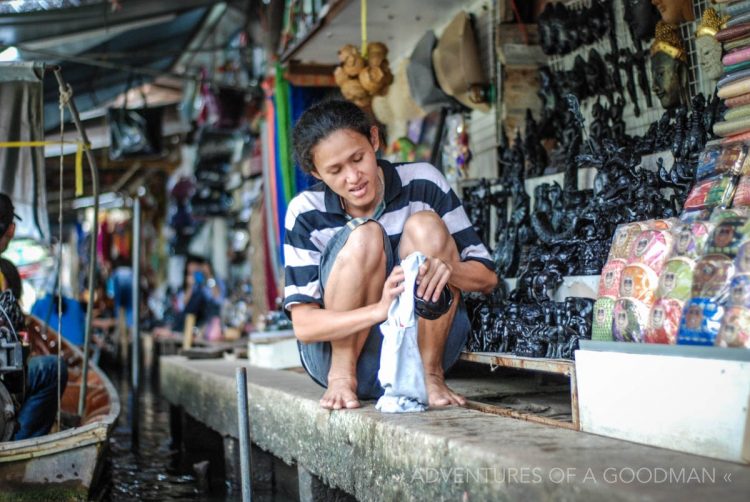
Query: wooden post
117,306,128,368
183,313,196,350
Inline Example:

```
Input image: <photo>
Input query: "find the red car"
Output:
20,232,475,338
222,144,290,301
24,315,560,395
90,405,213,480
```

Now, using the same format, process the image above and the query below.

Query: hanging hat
372,59,425,138
407,30,456,112
432,11,491,112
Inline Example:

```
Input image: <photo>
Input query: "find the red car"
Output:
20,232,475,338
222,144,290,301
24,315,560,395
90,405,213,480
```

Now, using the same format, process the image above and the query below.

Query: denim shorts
297,217,470,399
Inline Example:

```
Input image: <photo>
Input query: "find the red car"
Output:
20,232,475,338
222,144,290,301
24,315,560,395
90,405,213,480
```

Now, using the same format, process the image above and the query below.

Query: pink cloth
722,130,750,144
726,92,750,108
724,46,750,66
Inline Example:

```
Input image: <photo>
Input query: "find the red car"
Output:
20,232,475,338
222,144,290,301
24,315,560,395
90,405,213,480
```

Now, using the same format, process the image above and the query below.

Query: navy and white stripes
283,160,493,314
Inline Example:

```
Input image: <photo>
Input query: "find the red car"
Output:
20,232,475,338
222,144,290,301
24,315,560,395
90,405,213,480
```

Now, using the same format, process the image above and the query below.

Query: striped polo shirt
283,159,493,314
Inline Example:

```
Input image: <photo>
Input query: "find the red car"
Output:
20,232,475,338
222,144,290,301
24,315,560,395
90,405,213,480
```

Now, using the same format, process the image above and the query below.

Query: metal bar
570,366,580,431
23,45,251,93
53,68,99,418
464,400,578,431
460,351,573,376
131,193,142,390
236,367,253,502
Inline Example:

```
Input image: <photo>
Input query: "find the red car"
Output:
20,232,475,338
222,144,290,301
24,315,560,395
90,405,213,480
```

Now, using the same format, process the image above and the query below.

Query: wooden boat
0,315,120,500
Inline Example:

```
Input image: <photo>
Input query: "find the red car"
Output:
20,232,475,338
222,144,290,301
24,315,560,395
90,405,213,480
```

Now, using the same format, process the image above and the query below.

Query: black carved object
414,283,453,320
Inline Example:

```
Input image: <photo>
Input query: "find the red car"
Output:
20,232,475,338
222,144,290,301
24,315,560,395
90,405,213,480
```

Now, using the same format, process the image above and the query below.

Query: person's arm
449,259,498,294
290,266,405,343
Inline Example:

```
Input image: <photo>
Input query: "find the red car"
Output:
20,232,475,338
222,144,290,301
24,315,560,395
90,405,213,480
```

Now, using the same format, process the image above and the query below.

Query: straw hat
432,11,490,112
372,59,425,139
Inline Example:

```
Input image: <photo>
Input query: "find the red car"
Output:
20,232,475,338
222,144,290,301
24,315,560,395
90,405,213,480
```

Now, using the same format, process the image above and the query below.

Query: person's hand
416,257,452,302
375,266,405,320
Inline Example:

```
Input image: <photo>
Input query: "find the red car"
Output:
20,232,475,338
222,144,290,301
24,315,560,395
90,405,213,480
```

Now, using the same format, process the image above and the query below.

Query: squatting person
283,100,497,410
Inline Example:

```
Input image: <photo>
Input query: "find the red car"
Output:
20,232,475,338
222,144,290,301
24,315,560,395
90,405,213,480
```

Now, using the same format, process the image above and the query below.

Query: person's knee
338,222,386,270
27,355,67,390
402,211,453,257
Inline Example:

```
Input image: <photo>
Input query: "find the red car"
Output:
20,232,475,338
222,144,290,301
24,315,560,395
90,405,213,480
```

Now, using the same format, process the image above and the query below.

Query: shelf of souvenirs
460,351,574,375
503,275,600,303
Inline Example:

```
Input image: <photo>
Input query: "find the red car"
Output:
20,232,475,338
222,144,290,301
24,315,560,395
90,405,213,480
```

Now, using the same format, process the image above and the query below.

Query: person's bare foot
425,372,466,407
320,375,360,410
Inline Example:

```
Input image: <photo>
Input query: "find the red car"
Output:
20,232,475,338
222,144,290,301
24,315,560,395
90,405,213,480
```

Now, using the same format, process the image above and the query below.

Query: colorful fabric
684,178,716,210
721,47,750,66
646,297,683,345
722,34,750,51
592,297,615,342
692,254,734,297
608,222,646,260
672,222,712,259
695,145,722,181
619,264,659,305
716,306,750,348
732,176,750,206
657,257,694,302
627,229,673,274
727,0,750,17
725,60,750,74
735,242,750,274
612,298,649,343
706,217,750,257
717,76,750,98
677,297,724,346
717,23,750,44
726,91,750,108
723,102,750,121
598,259,627,298
714,117,750,136
705,176,732,207
728,273,750,307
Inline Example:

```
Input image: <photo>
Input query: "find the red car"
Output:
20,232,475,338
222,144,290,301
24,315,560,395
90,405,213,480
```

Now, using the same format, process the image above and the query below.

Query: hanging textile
289,84,330,194
274,63,295,204
263,78,281,252
0,62,49,242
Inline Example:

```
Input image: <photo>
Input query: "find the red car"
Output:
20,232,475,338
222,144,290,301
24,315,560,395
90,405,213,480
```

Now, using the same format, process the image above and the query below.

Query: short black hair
292,100,372,174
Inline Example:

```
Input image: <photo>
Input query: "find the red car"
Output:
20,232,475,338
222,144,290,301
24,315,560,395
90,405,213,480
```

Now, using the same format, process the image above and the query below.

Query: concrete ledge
160,356,750,501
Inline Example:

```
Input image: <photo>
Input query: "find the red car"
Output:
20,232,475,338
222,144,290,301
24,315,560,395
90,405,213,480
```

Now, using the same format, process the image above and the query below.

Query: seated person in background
154,255,225,337
109,255,134,327
0,193,67,440
173,255,225,330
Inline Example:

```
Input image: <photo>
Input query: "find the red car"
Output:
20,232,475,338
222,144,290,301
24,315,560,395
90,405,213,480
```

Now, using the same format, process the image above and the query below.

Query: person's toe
345,398,360,409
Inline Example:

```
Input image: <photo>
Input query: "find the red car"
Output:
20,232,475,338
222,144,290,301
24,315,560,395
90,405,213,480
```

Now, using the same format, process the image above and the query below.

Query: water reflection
105,368,236,501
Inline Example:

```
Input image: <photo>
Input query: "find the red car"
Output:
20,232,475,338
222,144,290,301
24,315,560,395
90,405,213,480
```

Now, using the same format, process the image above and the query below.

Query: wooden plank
460,351,573,376
464,399,577,430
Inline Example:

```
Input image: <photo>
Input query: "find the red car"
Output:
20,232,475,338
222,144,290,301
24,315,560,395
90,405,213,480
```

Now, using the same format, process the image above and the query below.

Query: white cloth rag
376,252,428,413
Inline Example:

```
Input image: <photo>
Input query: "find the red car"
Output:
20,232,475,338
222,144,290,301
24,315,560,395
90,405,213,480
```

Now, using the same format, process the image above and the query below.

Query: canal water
104,365,238,501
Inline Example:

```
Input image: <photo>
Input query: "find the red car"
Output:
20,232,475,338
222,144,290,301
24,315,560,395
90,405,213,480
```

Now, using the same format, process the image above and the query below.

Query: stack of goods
683,140,747,219
677,216,750,346
646,222,711,344
592,220,675,342
334,43,393,108
590,135,750,349
713,3,750,140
